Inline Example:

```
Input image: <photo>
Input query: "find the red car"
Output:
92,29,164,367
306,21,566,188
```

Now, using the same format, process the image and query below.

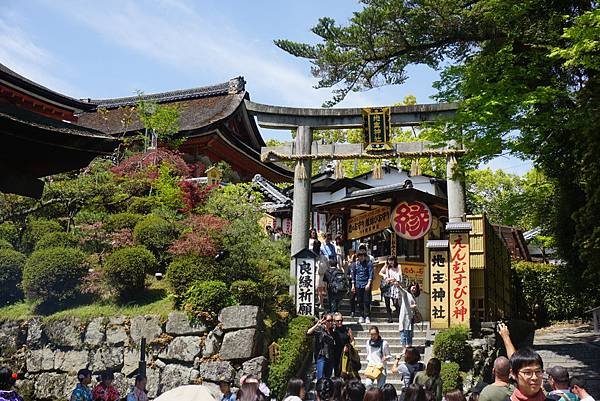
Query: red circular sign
390,201,432,240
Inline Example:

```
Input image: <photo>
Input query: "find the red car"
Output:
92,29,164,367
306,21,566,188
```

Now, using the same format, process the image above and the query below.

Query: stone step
352,338,428,347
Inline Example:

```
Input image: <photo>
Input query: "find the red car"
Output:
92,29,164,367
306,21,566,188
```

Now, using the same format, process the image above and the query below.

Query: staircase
325,296,436,389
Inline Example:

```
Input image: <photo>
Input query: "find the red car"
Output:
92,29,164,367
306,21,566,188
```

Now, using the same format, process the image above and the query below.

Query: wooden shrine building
76,77,292,183
0,63,120,198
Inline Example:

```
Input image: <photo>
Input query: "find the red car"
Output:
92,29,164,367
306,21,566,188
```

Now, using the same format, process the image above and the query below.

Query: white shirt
365,339,392,372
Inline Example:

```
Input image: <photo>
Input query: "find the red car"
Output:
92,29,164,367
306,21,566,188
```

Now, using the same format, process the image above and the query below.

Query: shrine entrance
246,100,473,328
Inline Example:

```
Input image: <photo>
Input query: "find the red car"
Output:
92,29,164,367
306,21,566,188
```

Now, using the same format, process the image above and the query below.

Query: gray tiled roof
252,174,292,211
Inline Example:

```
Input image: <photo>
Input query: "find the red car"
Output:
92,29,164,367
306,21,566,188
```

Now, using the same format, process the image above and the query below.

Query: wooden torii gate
245,100,465,256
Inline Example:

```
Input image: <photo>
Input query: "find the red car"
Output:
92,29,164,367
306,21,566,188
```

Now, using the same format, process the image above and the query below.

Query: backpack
408,362,425,385
331,269,349,295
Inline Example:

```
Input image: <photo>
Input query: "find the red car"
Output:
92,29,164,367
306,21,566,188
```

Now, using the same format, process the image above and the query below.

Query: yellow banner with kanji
449,233,470,327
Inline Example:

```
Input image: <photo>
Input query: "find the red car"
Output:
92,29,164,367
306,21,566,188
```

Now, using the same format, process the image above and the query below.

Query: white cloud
0,11,77,96
40,0,385,108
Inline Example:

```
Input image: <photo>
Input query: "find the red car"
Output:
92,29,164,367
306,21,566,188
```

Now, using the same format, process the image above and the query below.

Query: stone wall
0,305,267,401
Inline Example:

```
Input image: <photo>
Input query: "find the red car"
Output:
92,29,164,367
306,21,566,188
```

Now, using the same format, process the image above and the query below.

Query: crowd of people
310,230,421,329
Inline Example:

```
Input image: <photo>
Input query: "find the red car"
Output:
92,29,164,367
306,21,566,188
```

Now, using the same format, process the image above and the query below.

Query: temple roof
76,77,251,138
0,103,120,198
0,63,95,112
252,174,293,212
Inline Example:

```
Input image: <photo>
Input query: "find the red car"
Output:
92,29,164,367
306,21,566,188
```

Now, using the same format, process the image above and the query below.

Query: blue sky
1,0,531,174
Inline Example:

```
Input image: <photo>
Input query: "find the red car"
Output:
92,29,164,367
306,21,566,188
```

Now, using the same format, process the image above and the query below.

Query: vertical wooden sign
296,257,316,316
449,233,470,327
429,249,450,329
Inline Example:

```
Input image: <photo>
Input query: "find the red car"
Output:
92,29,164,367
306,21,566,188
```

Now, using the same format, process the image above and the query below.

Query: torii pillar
291,126,313,255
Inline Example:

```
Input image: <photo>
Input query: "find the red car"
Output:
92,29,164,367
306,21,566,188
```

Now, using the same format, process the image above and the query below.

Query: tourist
351,249,374,324
316,232,330,309
508,347,546,401
342,379,366,401
546,366,579,401
332,312,355,377
0,367,23,401
381,384,398,401
347,250,357,317
92,370,120,401
445,389,467,401
379,255,402,323
570,377,595,401
364,388,384,401
307,314,336,380
404,384,429,401
391,347,424,390
364,326,392,389
237,381,267,401
468,383,487,401
331,377,345,401
398,282,420,349
316,378,334,401
220,379,237,401
126,374,148,401
283,378,305,401
324,259,346,313
413,357,442,401
478,357,513,401
70,368,93,401
310,229,321,255
335,234,346,270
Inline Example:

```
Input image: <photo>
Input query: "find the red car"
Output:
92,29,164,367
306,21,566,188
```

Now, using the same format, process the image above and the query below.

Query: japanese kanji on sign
449,233,471,326
294,251,316,316
347,206,390,240
390,201,433,240
429,249,450,329
362,107,392,151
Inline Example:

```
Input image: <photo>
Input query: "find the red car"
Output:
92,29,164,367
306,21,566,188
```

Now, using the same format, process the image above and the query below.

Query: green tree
276,0,600,307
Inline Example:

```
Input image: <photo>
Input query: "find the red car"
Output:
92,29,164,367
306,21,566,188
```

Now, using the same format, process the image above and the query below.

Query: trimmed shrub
0,240,13,250
128,197,157,214
0,222,19,246
104,212,144,232
166,255,220,295
267,316,315,400
21,219,63,252
23,247,87,308
0,248,27,305
183,280,232,323
230,280,261,306
440,361,462,394
433,325,473,371
34,232,78,250
104,246,156,301
133,215,179,255
513,261,579,323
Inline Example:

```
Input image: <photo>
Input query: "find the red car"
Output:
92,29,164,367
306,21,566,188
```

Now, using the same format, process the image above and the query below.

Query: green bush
440,361,462,394
22,247,87,308
34,232,78,250
104,246,156,301
22,219,63,252
0,240,13,250
0,248,27,305
166,255,220,295
183,280,232,323
128,197,157,214
133,215,179,256
104,212,144,232
513,261,579,322
0,222,19,246
433,325,473,370
267,316,315,400
230,280,261,306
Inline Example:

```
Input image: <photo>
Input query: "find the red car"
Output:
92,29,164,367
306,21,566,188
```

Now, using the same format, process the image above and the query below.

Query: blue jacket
352,260,374,288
